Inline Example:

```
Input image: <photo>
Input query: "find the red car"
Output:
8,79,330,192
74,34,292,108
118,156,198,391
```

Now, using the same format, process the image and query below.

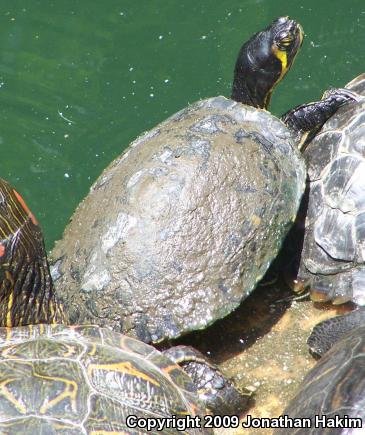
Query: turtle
274,308,365,435
0,177,248,430
291,73,365,305
0,178,63,327
0,324,214,435
50,16,355,344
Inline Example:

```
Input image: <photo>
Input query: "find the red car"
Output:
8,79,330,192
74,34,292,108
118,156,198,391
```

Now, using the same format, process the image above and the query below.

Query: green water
1,0,365,249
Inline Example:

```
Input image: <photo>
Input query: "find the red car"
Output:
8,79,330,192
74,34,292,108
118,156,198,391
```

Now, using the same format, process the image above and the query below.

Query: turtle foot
308,308,365,357
164,345,250,415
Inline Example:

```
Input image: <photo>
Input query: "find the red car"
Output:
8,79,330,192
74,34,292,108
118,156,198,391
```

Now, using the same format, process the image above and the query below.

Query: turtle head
231,17,304,109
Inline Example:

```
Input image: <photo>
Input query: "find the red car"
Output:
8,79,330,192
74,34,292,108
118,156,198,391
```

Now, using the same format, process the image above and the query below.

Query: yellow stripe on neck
264,47,288,109
273,47,288,78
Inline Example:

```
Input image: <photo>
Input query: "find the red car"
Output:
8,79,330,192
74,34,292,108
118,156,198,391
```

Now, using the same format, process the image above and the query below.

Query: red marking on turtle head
0,244,5,257
12,189,39,225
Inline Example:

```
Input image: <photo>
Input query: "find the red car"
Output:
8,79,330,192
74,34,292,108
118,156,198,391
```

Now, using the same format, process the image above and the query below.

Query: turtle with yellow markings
0,17,357,434
51,17,355,344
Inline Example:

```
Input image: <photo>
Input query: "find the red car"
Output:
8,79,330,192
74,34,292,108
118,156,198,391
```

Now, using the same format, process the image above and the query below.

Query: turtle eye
276,32,293,50
280,38,292,47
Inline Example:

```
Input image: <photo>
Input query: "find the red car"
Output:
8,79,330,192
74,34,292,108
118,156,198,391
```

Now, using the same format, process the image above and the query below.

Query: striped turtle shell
0,324,210,434
0,178,61,327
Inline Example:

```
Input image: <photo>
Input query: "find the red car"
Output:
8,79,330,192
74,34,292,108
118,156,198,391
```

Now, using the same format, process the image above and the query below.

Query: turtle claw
273,276,311,303
332,295,352,305
276,290,310,303
278,280,351,304
309,288,351,305
322,87,362,103
292,277,308,294
309,289,332,303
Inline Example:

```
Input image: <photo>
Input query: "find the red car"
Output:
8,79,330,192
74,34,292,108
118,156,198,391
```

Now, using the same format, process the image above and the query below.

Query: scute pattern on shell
0,179,61,326
274,325,365,435
297,74,365,305
51,96,305,342
0,324,209,435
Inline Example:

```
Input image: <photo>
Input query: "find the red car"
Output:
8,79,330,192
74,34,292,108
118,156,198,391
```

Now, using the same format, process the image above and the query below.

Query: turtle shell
275,325,365,434
296,73,365,304
0,179,60,326
0,324,210,434
51,96,305,343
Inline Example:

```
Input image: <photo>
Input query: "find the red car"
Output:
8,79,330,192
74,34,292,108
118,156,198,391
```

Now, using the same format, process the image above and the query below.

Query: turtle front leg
281,88,360,149
163,345,250,415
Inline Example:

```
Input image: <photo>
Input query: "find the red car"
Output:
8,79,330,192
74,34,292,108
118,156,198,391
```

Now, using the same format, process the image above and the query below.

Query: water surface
1,0,364,248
